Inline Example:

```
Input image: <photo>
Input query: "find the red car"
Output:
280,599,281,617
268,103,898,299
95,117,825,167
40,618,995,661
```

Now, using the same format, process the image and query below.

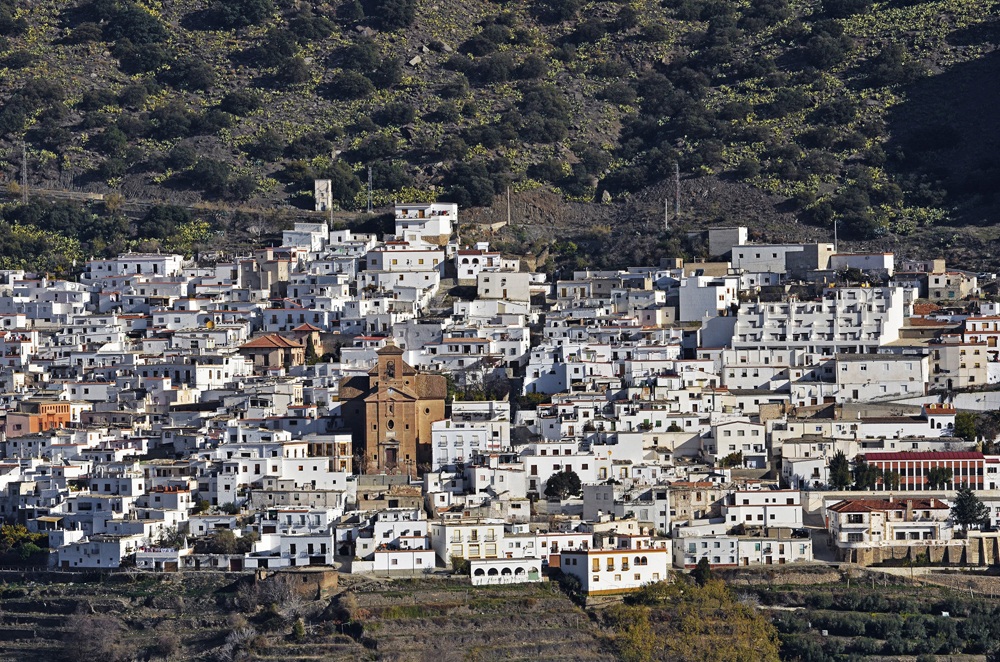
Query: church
338,343,447,475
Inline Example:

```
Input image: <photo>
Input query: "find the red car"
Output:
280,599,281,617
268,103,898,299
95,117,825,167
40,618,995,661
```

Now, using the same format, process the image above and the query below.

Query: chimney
905,500,913,521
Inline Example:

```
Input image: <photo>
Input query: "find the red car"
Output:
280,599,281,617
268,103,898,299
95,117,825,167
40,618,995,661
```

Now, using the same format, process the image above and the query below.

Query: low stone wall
839,536,1000,567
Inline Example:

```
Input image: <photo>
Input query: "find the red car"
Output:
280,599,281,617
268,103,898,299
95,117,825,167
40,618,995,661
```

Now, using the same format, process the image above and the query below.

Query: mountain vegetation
0,0,996,266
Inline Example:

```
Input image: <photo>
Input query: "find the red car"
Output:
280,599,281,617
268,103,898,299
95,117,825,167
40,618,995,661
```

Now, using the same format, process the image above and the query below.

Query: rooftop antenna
366,166,373,215
20,141,27,204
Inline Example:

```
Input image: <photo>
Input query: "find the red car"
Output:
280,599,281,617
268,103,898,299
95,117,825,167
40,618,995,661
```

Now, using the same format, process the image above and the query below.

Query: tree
927,466,953,490
829,450,852,489
305,336,320,364
544,470,582,499
719,451,743,468
852,459,881,491
955,412,977,441
692,557,712,586
951,484,990,533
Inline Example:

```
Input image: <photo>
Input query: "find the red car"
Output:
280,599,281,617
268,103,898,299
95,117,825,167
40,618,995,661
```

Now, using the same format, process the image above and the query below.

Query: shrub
374,102,415,126
371,57,402,88
226,175,256,201
371,162,412,190
350,134,398,162
2,51,36,69
168,144,198,169
250,129,285,161
119,82,154,108
112,40,171,74
823,0,871,18
440,75,469,98
277,56,311,85
329,71,374,99
191,159,232,194
532,0,581,23
215,0,273,28
598,82,636,105
811,97,856,124
438,136,467,160
219,90,262,115
642,23,670,42
286,132,334,160
569,19,607,44
472,53,514,83
527,158,566,182
763,87,811,118
866,43,925,87
375,0,416,30
79,89,118,112
337,0,364,22
288,10,335,42
149,103,196,139
255,30,297,67
160,56,216,90
462,34,498,56
804,33,853,68
589,60,629,78
516,54,547,79
613,6,638,30
139,205,191,239
342,38,380,72
734,158,760,179
68,22,103,44
100,2,167,44
193,109,232,135
93,126,128,157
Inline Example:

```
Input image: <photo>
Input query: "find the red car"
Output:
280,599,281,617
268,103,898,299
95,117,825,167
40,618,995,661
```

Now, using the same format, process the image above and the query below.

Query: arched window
487,568,499,576
501,567,512,575
634,556,641,567
474,568,485,576
640,556,648,566
514,567,525,575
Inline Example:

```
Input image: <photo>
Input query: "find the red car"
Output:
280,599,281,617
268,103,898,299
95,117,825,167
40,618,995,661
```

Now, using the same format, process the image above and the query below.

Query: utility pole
674,162,680,221
20,141,28,204
664,198,669,232
506,186,511,229
834,219,838,254
366,166,373,215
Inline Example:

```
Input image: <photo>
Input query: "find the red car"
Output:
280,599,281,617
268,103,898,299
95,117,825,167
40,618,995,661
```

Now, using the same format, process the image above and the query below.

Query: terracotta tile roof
828,497,949,513
865,451,983,462
239,334,303,349
292,323,323,332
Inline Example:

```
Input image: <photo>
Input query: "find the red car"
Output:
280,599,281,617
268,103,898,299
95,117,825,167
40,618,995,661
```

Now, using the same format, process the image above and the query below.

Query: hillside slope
0,0,998,266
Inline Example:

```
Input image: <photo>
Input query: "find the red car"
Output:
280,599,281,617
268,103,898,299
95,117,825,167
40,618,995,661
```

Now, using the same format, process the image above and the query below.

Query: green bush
598,82,636,105
215,0,273,28
68,22,103,44
374,102,415,126
250,129,285,161
329,71,374,99
160,56,216,91
516,54,547,79
374,0,416,30
278,56,311,85
219,90,262,115
734,158,760,179
286,132,334,159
